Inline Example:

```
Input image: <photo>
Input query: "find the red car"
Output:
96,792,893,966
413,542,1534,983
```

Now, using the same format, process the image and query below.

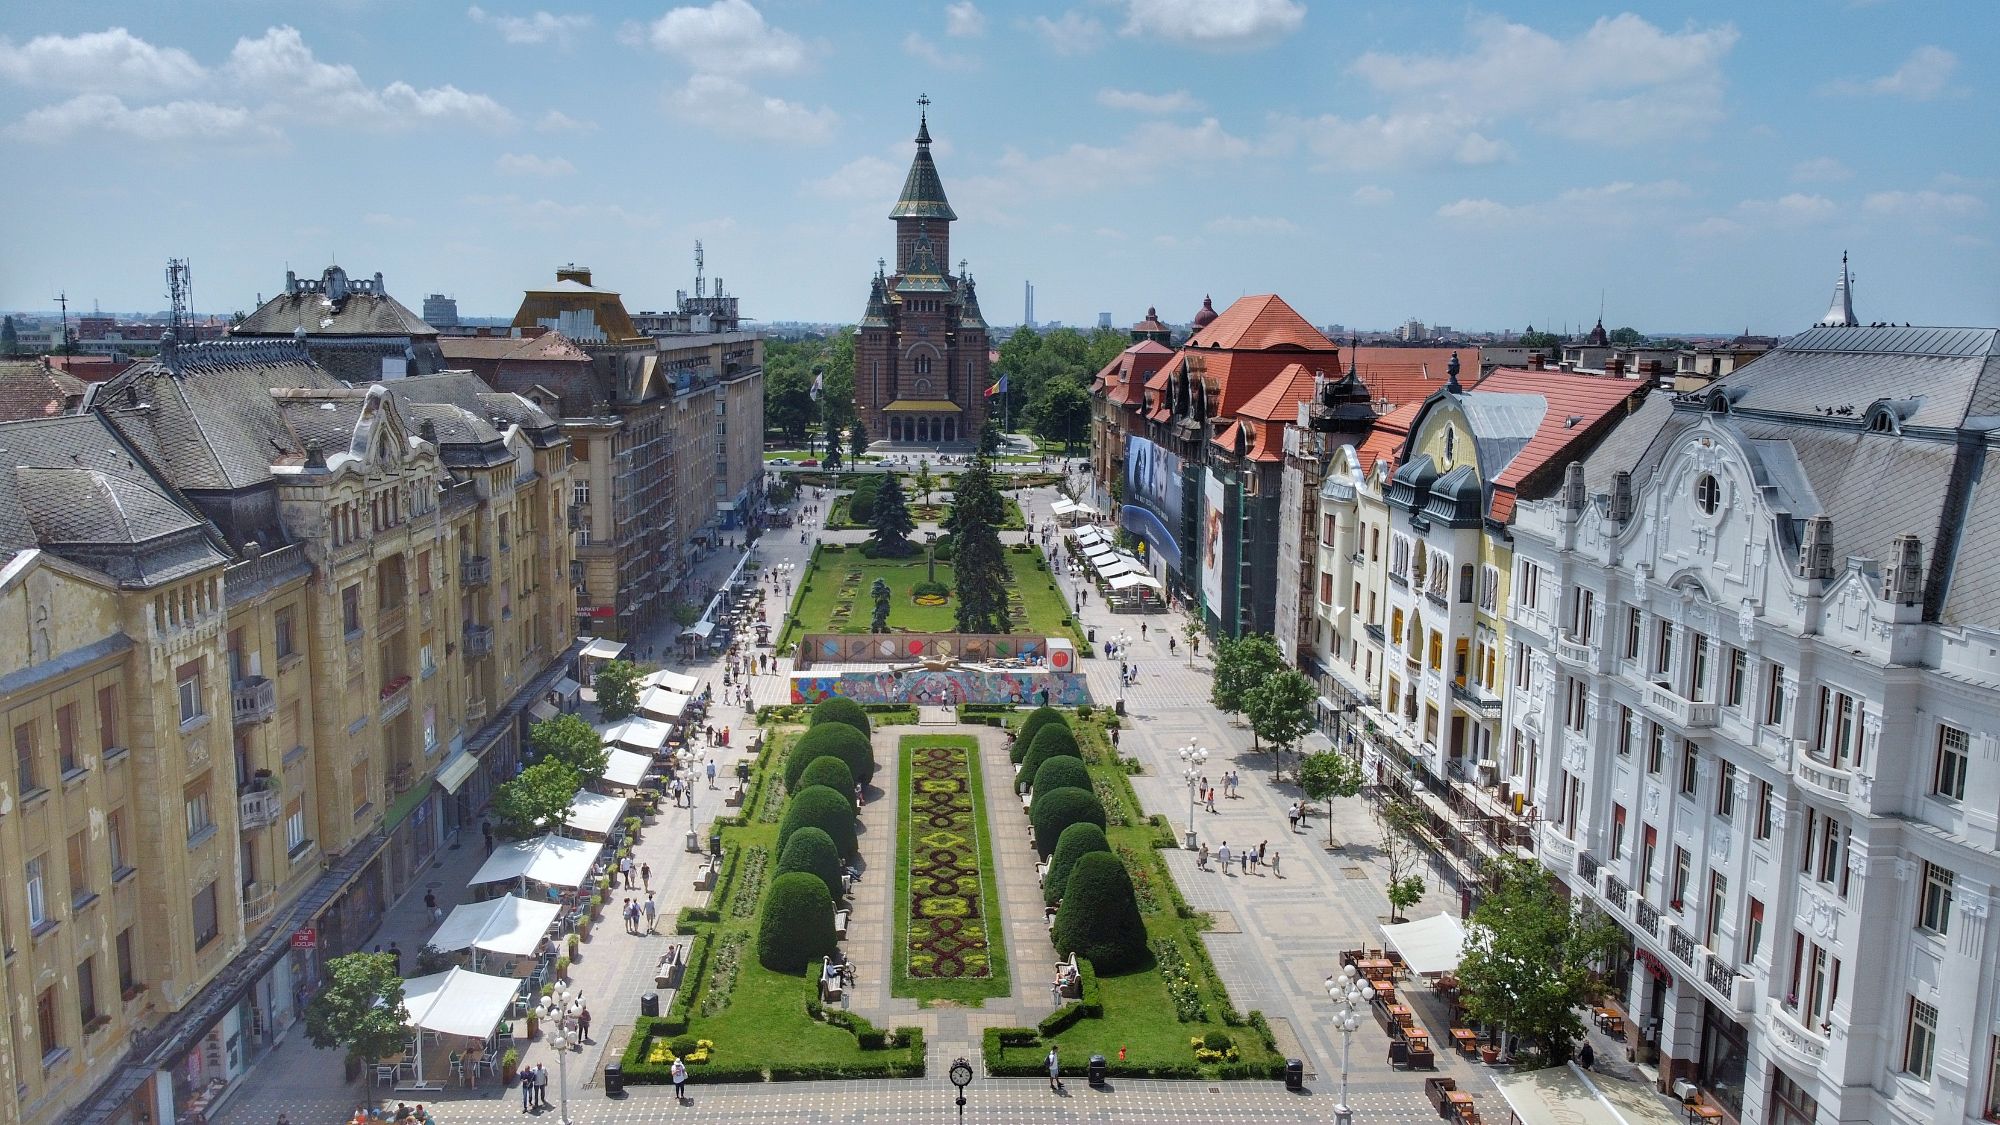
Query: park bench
834,908,851,940
819,959,843,1002
692,858,717,891
725,783,744,807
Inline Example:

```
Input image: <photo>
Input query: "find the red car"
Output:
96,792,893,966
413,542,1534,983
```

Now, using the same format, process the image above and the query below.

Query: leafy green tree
978,418,1002,456
0,316,16,357
762,344,816,444
1245,668,1317,777
1457,856,1625,1063
869,472,916,556
1298,750,1363,847
529,713,607,778
1010,706,1064,764
1387,877,1426,921
594,659,640,721
304,952,409,1069
1029,786,1105,859
1031,754,1090,797
1016,723,1081,789
848,416,869,460
784,722,875,788
1210,633,1284,737
809,696,872,740
492,759,579,838
1372,799,1427,920
797,756,857,806
775,826,844,900
1519,327,1564,349
1043,821,1110,907
950,457,1011,633
1052,851,1147,972
757,871,837,971
779,784,857,857
1607,326,1644,345
1028,375,1092,453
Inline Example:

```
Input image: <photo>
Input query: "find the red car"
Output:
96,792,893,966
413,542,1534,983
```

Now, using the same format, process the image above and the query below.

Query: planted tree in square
949,457,1012,634
776,826,844,901
1030,754,1090,797
785,721,875,789
1016,723,1081,789
779,784,857,858
810,696,872,740
594,659,640,721
797,755,857,807
530,713,607,778
869,472,916,557
1299,750,1364,848
1011,706,1065,764
492,759,579,838
1245,668,1317,780
304,952,408,1070
1043,821,1110,907
1210,633,1283,739
1457,856,1623,1064
757,871,837,972
1029,785,1105,859
1052,851,1147,973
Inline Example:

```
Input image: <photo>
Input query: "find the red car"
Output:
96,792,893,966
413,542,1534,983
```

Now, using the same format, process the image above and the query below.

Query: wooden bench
724,783,744,808
1035,861,1048,886
1021,792,1033,813
834,908,851,940
692,859,717,891
819,959,843,1002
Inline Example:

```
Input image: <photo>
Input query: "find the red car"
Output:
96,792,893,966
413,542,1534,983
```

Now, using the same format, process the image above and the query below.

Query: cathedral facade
854,105,991,448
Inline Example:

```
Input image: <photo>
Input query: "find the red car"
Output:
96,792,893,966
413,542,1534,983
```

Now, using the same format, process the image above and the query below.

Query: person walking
1046,1045,1065,1093
1248,846,1260,876
1239,847,1250,875
640,862,652,890
644,892,658,933
387,943,402,975
706,758,718,789
1218,841,1232,874
425,890,442,922
519,1060,535,1112
1197,841,1210,870
576,1005,591,1044
1270,849,1282,878
1206,786,1218,814
533,1063,550,1109
619,855,635,889
482,820,495,856
671,1056,689,1102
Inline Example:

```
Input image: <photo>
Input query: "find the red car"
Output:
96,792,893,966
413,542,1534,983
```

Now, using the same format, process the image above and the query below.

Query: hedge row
1034,959,1101,1037
621,1015,926,1083
651,929,714,1036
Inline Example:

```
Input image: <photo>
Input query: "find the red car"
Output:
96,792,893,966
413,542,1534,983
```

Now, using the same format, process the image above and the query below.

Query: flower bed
728,848,768,919
894,735,1011,1002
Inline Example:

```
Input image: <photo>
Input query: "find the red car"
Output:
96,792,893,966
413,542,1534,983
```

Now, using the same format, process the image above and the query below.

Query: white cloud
667,74,835,143
969,118,1251,206
1206,214,1298,235
466,6,593,47
1679,216,1742,241
1346,13,1738,153
227,26,513,129
1791,156,1852,183
537,109,597,132
804,154,902,201
1030,11,1106,56
1436,180,1691,227
0,27,206,95
636,0,806,75
1351,184,1394,205
903,32,976,70
1436,197,1514,223
1285,109,1511,172
1823,45,1958,101
1863,189,1985,219
5,92,278,145
1096,87,1201,114
496,152,576,176
945,2,986,38
1735,193,1837,225
1119,0,1305,49
464,193,662,229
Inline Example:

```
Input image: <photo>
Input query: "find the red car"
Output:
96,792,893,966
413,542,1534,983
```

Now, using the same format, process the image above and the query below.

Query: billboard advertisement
1201,468,1226,610
1124,435,1185,524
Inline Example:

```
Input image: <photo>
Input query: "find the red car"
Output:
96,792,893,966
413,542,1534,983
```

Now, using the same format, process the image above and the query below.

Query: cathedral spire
890,94,956,222
1820,251,1857,327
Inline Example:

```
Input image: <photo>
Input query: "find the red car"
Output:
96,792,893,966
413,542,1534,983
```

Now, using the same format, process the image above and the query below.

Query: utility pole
51,291,69,354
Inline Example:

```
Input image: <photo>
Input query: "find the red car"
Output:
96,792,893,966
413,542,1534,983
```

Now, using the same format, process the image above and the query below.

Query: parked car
770,457,794,465
801,458,820,467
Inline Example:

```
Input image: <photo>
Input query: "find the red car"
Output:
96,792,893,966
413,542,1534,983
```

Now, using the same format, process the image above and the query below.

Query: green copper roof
889,122,957,221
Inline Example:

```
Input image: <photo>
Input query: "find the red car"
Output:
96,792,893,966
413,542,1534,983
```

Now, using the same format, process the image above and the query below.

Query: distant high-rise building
1398,318,1427,342
423,292,460,326
1024,281,1034,329
1098,312,1113,329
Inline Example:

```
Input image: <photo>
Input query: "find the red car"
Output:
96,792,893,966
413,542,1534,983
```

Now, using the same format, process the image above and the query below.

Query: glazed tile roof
889,118,957,222
1185,294,1336,352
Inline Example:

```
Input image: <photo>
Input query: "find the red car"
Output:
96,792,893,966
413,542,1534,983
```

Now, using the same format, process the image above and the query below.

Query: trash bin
603,1061,624,1097
709,833,723,858
736,760,750,781
1115,699,1126,716
1087,627,1096,643
1088,1054,1107,1087
640,991,659,1018
1284,1058,1305,1091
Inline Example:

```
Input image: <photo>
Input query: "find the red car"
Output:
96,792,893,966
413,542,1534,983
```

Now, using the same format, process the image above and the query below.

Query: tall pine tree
950,456,1012,633
869,471,916,557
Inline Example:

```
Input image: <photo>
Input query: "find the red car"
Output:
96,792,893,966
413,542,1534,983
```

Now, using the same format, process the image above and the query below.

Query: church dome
1191,295,1218,328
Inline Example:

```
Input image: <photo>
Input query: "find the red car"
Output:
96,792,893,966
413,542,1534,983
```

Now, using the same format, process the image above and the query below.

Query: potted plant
566,932,580,958
500,1047,520,1085
1479,1044,1501,1064
624,816,643,842
554,956,571,980
524,1012,539,1039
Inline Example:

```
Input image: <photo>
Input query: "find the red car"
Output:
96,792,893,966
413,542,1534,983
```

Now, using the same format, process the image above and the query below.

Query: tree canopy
492,759,579,838
594,660,640,721
949,456,1011,634
1457,856,1624,1064
304,952,408,1067
869,472,917,557
1245,668,1318,773
1298,750,1363,847
1211,633,1285,729
529,713,607,778
1028,375,1092,453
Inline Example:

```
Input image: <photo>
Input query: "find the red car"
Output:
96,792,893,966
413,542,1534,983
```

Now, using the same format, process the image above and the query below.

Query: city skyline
0,1,1995,331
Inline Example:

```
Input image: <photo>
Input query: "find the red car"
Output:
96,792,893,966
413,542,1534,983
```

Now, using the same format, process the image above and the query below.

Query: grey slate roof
1457,391,1545,476
233,288,438,340
1944,447,2000,626
1705,324,2000,430
386,371,565,448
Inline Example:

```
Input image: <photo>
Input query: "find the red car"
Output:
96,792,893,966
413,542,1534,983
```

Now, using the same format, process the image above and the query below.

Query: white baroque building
1506,321,2000,1124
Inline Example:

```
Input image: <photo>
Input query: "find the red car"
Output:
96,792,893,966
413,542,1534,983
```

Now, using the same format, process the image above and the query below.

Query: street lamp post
948,1056,973,1125
926,531,938,584
684,771,700,852
1326,965,1368,1125
538,982,585,1125
1178,741,1208,850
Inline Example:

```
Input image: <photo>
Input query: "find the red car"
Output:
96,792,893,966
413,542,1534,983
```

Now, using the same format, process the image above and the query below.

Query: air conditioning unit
1673,1078,1698,1101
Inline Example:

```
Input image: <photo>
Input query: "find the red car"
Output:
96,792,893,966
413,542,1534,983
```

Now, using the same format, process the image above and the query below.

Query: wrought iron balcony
1635,898,1662,939
461,554,492,587
1450,682,1504,717
1668,926,1698,967
239,785,280,830
464,624,494,658
231,676,276,725
242,881,277,921
1577,850,1601,885
1643,681,1717,729
379,674,412,719
1603,873,1629,912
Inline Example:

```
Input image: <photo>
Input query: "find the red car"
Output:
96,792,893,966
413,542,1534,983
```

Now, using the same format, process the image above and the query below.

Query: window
1369,526,1380,561
107,810,129,877
1319,572,1334,605
175,660,204,725
14,721,37,793
341,584,362,636
1516,559,1544,611
184,783,213,842
1934,725,1970,801
1769,1067,1820,1125
55,704,78,775
77,955,98,1025
1479,566,1499,612
1764,661,1788,727
1564,678,1588,733
1754,780,1774,840
1458,564,1474,604
1723,647,1747,708
351,761,370,817
1611,803,1628,859
1652,621,1675,676
1800,809,1849,891
1919,861,1954,935
1640,825,1659,892
25,856,47,929
1789,936,1839,1025
1716,761,1737,818
1816,687,1860,768
1706,871,1728,946
1680,744,1700,795
1616,705,1634,757
1745,898,1765,963
1427,631,1443,671
1672,846,1692,906
1695,473,1721,515
191,881,220,950
66,830,89,905
1390,609,1405,649
275,607,297,659
96,685,118,754
116,928,136,992
1687,633,1710,701
1906,997,1938,1080
285,797,307,853
1624,607,1642,659
35,987,58,1060
572,480,589,507
1646,722,1666,774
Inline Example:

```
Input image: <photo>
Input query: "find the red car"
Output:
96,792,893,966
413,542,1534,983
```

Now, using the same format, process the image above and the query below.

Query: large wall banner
1201,468,1226,610
1124,435,1185,523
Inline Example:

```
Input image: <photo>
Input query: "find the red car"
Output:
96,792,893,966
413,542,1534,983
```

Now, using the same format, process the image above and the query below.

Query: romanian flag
984,374,1007,398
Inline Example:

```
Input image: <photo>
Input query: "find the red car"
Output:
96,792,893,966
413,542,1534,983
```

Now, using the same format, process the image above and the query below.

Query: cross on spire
915,93,932,145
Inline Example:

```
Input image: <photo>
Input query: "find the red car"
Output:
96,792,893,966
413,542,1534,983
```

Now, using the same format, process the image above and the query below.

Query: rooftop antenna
166,258,192,347
52,291,69,354
694,240,705,299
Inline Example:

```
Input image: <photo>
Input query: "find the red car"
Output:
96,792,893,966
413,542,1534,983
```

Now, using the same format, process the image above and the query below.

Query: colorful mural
790,668,1091,707
795,632,1050,670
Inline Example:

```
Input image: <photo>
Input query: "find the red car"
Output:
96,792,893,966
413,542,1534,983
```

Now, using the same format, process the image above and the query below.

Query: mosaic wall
789,668,1091,707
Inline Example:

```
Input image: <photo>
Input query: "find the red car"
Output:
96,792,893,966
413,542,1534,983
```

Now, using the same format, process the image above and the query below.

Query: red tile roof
1091,340,1173,407
1356,402,1419,478
1186,294,1336,352
1222,362,1321,461
1472,367,1650,523
1347,347,1481,410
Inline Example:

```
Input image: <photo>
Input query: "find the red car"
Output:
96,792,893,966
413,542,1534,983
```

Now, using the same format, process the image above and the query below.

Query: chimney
556,263,592,286
1606,355,1624,378
1883,533,1924,606
1562,461,1586,511
1798,515,1835,580
1530,354,1546,370
1609,470,1634,523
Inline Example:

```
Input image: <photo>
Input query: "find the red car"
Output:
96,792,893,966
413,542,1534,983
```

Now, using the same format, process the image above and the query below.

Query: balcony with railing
1643,681,1717,729
242,881,276,922
231,676,276,725
1764,997,1828,1066
239,783,280,830
1703,951,1756,1015
1603,872,1629,912
1668,926,1698,967
1794,754,1854,801
464,624,494,658
1635,898,1662,939
1578,850,1601,886
465,696,488,725
379,674,412,719
1555,632,1596,669
1364,623,1385,644
1450,681,1504,717
461,554,492,587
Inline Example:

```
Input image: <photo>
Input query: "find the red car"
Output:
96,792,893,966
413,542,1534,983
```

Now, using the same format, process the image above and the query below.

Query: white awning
600,748,651,788
1083,544,1115,560
1068,500,1100,515
564,790,628,836
638,687,693,720
401,968,523,1040
1049,498,1078,514
1073,527,1108,544
689,620,716,639
1490,1064,1687,1125
434,748,479,795
468,834,597,888
551,676,581,699
601,716,674,751
1107,572,1163,591
429,895,561,958
579,638,626,660
527,700,559,722
1379,912,1467,975
641,668,701,693
1094,557,1142,578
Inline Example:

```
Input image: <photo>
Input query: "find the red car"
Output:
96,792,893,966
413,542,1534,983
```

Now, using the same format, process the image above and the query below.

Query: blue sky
0,0,1994,333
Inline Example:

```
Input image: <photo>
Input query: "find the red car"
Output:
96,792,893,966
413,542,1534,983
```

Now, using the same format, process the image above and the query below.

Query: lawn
893,735,1011,1003
825,493,1023,530
982,711,1287,1080
777,545,1083,652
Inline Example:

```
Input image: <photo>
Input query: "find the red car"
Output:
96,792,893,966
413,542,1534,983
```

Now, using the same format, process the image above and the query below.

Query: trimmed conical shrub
785,722,875,789
1017,723,1081,789
779,784,857,858
797,755,856,806
756,871,837,972
1029,785,1105,859
1044,821,1110,907
1011,706,1065,764
1031,755,1090,797
810,697,872,740
776,826,844,901
1052,851,1147,973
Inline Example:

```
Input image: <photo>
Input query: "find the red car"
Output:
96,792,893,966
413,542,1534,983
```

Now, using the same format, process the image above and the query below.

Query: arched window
914,354,932,375
1458,564,1474,603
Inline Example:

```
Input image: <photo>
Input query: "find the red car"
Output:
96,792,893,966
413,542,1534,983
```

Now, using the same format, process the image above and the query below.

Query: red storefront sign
290,928,317,950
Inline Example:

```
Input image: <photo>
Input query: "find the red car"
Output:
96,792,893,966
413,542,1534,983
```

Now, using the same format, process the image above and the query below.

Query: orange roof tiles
1222,362,1321,461
1186,294,1336,352
1357,402,1419,477
1091,340,1173,407
1347,347,1480,410
1472,367,1650,523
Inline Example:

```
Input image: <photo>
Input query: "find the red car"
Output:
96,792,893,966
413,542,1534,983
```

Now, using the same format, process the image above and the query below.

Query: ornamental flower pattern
905,743,994,979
